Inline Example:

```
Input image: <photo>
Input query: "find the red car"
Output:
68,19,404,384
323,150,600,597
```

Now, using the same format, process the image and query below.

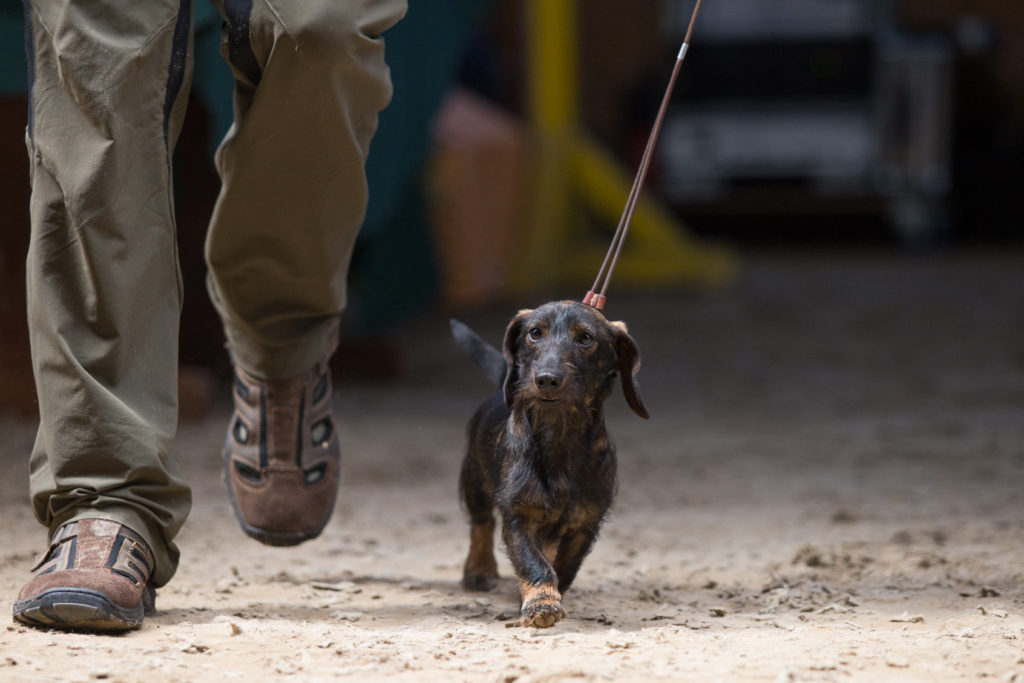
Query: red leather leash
583,0,705,311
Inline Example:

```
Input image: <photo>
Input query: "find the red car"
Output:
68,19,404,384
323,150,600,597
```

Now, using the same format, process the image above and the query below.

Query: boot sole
13,588,147,632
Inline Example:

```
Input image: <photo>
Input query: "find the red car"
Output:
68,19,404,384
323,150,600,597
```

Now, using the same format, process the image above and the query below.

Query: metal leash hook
583,0,704,312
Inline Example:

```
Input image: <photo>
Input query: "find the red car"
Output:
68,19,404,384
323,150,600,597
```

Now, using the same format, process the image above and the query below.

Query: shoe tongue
268,406,300,464
266,381,305,465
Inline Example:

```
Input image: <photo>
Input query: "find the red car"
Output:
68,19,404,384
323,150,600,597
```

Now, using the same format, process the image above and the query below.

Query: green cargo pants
23,0,407,587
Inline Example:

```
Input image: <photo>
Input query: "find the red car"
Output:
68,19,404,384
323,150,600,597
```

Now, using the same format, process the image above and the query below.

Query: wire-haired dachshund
451,301,648,628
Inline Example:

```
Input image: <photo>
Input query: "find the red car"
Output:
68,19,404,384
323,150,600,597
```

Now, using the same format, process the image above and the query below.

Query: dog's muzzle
534,369,564,401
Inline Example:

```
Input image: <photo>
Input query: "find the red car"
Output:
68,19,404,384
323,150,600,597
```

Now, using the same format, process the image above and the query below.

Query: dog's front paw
520,584,566,628
521,597,566,628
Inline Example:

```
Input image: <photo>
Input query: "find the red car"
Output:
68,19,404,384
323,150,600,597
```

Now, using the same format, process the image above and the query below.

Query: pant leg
23,0,194,587
206,0,407,380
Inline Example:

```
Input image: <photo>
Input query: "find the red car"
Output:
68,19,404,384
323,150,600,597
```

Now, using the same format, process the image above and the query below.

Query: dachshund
451,301,648,627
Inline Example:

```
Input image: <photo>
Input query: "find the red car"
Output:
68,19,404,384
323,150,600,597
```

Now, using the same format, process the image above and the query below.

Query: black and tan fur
453,301,648,628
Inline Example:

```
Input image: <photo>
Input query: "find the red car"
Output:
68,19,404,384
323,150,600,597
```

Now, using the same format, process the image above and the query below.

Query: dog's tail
449,319,507,386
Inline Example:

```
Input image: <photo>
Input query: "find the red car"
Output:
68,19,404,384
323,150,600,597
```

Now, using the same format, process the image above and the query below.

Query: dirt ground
2,249,1024,682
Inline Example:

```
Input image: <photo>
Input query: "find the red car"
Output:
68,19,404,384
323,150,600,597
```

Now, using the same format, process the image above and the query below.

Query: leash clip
582,290,607,310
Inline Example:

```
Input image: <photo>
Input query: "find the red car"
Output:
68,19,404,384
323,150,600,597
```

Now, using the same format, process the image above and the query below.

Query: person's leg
16,1,194,630
207,0,407,379
207,0,406,544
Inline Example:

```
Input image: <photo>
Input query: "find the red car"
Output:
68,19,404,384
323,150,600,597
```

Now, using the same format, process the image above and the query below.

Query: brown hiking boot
13,519,156,631
224,360,340,546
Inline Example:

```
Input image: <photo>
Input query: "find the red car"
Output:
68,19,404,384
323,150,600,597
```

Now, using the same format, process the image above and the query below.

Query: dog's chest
502,442,615,530
511,482,600,537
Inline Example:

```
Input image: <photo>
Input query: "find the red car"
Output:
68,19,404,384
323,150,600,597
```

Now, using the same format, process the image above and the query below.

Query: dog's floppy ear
609,321,649,419
502,309,533,408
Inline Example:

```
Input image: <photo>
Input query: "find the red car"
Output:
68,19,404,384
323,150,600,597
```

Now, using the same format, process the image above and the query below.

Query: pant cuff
62,507,181,588
223,316,340,381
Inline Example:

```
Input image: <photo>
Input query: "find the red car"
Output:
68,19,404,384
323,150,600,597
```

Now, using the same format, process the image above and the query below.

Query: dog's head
501,301,649,419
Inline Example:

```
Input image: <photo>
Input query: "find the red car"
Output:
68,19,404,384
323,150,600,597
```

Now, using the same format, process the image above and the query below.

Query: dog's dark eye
528,327,543,341
576,332,594,346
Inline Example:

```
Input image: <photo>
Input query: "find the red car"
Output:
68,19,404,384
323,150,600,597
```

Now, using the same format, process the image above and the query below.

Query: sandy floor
2,249,1024,682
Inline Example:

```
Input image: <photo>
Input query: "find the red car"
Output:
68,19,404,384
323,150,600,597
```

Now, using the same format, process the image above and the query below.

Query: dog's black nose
535,371,563,393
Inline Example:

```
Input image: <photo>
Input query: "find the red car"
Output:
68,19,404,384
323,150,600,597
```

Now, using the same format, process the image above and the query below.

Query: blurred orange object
428,89,527,310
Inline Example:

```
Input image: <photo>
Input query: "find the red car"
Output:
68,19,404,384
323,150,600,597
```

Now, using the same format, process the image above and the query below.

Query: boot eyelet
233,418,250,445
312,373,330,404
234,460,262,483
304,463,327,484
310,418,333,448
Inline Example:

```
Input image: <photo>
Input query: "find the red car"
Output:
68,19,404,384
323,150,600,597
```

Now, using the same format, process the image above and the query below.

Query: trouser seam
138,10,181,56
258,0,294,42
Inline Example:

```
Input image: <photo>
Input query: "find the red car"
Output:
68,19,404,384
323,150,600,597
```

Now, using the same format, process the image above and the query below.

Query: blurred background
1,0,1022,418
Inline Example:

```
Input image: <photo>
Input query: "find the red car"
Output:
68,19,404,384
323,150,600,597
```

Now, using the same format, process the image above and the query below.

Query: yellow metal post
527,0,577,135
516,0,576,286
514,0,737,295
